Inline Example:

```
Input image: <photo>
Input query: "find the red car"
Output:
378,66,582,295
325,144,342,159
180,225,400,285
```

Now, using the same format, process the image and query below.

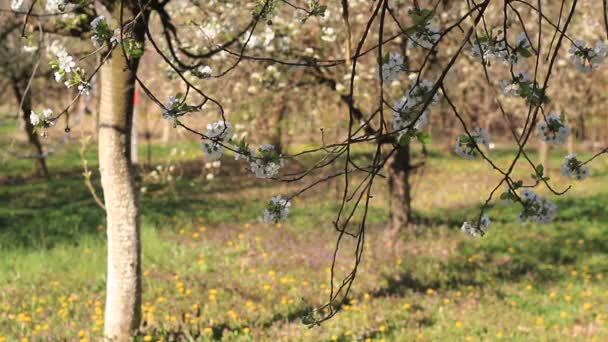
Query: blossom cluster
470,32,532,66
29,109,54,131
201,120,234,160
560,154,589,180
248,144,284,179
498,70,548,106
379,53,405,82
453,127,491,159
498,71,530,97
263,196,291,224
537,113,569,145
409,22,440,49
461,214,491,237
49,48,91,96
518,189,556,223
406,8,440,49
568,40,608,72
391,79,438,136
91,16,115,48
161,95,198,127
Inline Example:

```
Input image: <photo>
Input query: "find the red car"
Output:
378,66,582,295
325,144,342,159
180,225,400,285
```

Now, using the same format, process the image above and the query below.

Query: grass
1,132,608,341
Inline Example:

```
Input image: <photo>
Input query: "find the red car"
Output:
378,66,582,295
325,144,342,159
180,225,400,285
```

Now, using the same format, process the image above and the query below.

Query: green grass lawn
1,133,607,341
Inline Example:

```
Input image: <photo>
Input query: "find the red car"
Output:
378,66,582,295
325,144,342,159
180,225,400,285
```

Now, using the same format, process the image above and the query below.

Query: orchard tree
0,17,50,177
7,0,608,339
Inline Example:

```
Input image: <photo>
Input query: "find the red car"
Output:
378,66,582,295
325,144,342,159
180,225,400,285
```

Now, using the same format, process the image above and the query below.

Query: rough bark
99,39,141,340
11,80,49,177
386,144,412,233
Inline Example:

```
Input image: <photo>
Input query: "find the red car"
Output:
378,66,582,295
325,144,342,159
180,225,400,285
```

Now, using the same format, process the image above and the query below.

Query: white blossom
200,120,234,159
91,16,110,47
470,39,507,65
11,0,24,11
161,96,180,126
560,154,589,180
321,27,336,42
537,113,569,145
461,214,491,236
408,23,440,49
568,40,608,72
195,65,212,78
263,196,291,223
379,53,405,82
30,108,54,128
201,141,225,160
45,0,66,12
518,189,556,223
53,49,76,82
499,71,531,96
77,82,91,96
249,144,283,179
205,120,234,141
453,127,491,159
391,79,438,135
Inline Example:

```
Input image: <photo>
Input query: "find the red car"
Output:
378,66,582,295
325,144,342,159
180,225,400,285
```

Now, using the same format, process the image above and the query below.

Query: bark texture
386,144,412,233
99,44,141,340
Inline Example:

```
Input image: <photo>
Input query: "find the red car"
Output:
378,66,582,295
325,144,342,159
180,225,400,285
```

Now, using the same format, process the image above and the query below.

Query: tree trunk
272,102,287,154
11,80,49,177
98,38,142,340
386,144,412,233
131,99,139,165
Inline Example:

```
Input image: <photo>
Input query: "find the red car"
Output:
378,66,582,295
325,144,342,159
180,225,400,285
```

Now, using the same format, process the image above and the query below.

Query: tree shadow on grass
0,174,260,250
373,193,608,299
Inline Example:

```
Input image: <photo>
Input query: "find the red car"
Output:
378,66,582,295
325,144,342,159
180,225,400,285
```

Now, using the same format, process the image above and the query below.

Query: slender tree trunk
386,144,412,233
272,102,287,154
98,34,142,340
11,80,49,177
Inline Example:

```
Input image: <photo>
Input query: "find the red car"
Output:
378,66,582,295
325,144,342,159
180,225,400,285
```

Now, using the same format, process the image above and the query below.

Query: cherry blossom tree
6,0,608,338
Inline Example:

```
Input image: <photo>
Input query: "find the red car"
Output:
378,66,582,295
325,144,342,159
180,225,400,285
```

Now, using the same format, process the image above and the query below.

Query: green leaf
416,131,431,145
399,134,411,146
536,164,544,177
518,47,532,58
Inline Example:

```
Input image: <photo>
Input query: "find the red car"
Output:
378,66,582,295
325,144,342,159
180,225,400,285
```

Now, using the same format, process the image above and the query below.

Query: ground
1,124,607,341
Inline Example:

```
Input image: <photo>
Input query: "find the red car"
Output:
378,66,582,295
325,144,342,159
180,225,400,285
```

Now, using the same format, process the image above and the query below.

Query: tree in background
0,18,49,177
